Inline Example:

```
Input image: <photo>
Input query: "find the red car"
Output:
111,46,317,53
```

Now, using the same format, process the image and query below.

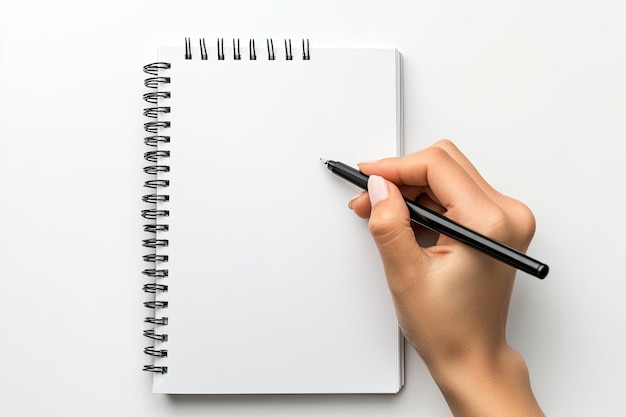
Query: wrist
427,345,544,417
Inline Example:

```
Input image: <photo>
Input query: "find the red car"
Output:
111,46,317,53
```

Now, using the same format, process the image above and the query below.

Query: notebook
142,37,404,394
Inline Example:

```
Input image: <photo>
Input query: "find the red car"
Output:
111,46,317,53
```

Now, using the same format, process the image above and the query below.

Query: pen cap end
536,264,549,279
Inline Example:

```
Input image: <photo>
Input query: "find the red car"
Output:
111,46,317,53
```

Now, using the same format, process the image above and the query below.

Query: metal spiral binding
267,38,275,60
142,61,171,374
285,39,293,60
217,38,225,60
249,39,257,60
200,38,208,60
144,346,168,357
143,283,169,293
184,37,310,60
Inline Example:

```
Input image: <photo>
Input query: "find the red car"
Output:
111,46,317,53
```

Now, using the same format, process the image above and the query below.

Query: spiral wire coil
186,37,310,61
142,61,171,374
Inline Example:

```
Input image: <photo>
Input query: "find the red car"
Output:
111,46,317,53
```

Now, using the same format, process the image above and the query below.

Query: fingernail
357,160,378,170
348,191,365,210
367,175,388,207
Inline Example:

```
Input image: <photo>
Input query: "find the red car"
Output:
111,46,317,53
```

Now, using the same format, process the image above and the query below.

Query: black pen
321,159,549,279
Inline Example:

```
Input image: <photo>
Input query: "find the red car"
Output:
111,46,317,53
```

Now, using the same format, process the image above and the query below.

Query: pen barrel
327,161,369,190
323,159,549,279
404,198,549,279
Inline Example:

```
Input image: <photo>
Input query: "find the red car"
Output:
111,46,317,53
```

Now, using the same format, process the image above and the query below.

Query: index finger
358,145,494,226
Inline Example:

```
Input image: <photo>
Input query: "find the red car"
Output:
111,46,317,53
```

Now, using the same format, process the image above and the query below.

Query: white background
1,0,625,416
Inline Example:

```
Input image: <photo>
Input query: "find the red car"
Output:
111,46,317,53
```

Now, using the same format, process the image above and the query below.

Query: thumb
367,175,428,290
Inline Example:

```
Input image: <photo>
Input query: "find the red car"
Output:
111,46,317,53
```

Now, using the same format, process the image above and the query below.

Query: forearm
427,345,545,417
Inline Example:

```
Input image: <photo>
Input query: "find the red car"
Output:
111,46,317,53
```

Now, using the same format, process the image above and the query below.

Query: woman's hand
349,140,544,417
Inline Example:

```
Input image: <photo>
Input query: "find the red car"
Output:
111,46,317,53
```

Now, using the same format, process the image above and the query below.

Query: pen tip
320,158,328,165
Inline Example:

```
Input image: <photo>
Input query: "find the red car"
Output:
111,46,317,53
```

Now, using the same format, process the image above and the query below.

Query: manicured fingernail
348,191,366,210
357,161,378,170
367,175,388,207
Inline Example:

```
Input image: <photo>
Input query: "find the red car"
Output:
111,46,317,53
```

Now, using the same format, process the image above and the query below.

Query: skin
349,140,544,417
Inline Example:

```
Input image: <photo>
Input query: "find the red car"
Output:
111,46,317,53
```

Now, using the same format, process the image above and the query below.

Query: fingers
429,140,537,249
359,144,493,228
348,191,370,219
431,139,500,201
366,175,428,293
354,140,536,248
350,188,445,219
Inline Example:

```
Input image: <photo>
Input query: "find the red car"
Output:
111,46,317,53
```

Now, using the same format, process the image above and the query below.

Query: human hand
349,140,544,416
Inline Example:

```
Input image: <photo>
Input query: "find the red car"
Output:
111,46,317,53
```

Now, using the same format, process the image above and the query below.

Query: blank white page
149,44,403,394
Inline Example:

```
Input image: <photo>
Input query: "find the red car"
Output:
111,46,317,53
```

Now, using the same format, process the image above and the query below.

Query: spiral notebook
142,38,404,394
